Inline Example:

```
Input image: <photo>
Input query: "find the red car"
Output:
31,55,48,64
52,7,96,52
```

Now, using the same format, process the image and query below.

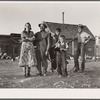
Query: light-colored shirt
80,32,90,43
75,32,90,43
56,42,69,49
75,33,82,43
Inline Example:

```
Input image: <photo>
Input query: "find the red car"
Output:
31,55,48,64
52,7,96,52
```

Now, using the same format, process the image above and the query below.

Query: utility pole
94,36,97,61
62,12,65,24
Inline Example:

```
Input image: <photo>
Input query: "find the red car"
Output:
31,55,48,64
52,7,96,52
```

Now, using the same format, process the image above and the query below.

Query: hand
19,40,22,43
60,48,66,51
84,39,90,44
51,33,54,37
24,39,29,42
84,40,88,44
25,37,28,39
60,48,63,51
55,43,60,48
45,51,48,56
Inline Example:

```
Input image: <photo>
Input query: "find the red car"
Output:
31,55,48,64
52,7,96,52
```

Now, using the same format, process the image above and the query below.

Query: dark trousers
56,51,68,76
35,49,48,75
74,43,85,72
49,47,57,71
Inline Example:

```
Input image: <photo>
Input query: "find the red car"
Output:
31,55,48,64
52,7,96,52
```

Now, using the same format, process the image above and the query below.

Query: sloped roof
10,33,21,37
44,21,95,40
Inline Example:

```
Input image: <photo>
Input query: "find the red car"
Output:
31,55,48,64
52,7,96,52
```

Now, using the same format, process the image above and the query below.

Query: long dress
19,31,37,67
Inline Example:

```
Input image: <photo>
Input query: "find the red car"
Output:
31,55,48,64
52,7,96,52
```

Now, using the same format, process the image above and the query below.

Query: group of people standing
19,22,92,78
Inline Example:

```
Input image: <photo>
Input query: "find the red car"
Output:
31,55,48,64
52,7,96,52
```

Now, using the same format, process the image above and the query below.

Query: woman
19,22,37,77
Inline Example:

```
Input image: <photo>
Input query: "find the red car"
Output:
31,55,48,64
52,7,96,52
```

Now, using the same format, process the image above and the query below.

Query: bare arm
20,32,28,42
60,43,69,51
67,33,78,44
26,36,35,42
46,33,50,52
45,33,50,56
55,39,60,47
84,36,92,44
26,32,35,42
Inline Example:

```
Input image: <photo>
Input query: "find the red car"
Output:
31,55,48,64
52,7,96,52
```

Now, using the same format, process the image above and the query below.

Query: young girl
55,35,69,77
19,22,37,77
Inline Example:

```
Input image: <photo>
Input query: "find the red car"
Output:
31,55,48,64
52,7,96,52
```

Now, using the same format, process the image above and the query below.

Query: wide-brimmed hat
38,22,47,28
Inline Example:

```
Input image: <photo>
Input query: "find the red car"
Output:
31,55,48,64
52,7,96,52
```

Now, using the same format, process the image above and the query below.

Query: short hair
56,28,61,32
60,35,65,39
25,22,31,26
78,24,84,30
24,22,32,30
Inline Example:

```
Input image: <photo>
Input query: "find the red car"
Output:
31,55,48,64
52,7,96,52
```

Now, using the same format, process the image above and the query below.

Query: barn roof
44,21,95,40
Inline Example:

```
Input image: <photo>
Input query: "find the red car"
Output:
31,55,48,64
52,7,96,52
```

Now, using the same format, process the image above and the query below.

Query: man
73,24,92,73
35,22,50,76
49,28,61,72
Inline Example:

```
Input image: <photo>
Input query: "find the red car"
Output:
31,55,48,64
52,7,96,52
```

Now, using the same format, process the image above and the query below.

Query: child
55,35,69,77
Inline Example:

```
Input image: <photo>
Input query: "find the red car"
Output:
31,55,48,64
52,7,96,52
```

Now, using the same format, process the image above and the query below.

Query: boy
55,35,69,77
49,28,61,72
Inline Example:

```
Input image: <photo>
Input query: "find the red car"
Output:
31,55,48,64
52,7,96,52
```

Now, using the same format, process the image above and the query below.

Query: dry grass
0,60,100,88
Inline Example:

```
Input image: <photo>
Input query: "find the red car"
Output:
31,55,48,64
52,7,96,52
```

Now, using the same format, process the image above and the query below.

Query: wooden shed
0,33,21,58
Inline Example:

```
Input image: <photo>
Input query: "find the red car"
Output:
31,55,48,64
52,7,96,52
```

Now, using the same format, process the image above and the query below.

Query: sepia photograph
0,1,100,98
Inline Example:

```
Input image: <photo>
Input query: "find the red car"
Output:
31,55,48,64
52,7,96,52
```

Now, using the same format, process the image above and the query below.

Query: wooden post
62,12,64,24
94,36,97,61
72,41,74,56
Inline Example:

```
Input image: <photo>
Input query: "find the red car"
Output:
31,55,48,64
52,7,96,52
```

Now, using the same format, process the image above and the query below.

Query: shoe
67,75,70,77
58,75,62,77
27,74,31,77
51,69,54,73
36,73,43,76
73,69,78,73
66,60,69,64
79,70,84,73
27,67,31,77
43,73,47,76
73,68,79,73
62,73,68,77
24,74,28,77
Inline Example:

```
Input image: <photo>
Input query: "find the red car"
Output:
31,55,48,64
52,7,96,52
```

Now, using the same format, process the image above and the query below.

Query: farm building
0,22,95,59
96,37,100,57
0,33,21,58
44,21,95,57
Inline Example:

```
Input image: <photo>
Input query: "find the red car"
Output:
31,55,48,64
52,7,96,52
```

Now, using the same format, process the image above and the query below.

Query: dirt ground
0,59,100,88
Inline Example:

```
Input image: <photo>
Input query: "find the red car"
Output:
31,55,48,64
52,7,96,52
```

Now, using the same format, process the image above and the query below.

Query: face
40,24,45,31
78,27,82,33
59,37,64,42
25,23,31,31
55,30,60,36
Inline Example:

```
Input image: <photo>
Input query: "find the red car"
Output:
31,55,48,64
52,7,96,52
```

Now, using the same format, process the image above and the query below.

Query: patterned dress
19,31,37,67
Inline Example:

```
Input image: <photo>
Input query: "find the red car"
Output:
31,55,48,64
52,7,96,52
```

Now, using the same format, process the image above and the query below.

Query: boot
27,67,31,77
24,67,27,77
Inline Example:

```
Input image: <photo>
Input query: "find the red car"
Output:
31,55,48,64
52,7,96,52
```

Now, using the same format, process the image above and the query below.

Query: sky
0,1,100,37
